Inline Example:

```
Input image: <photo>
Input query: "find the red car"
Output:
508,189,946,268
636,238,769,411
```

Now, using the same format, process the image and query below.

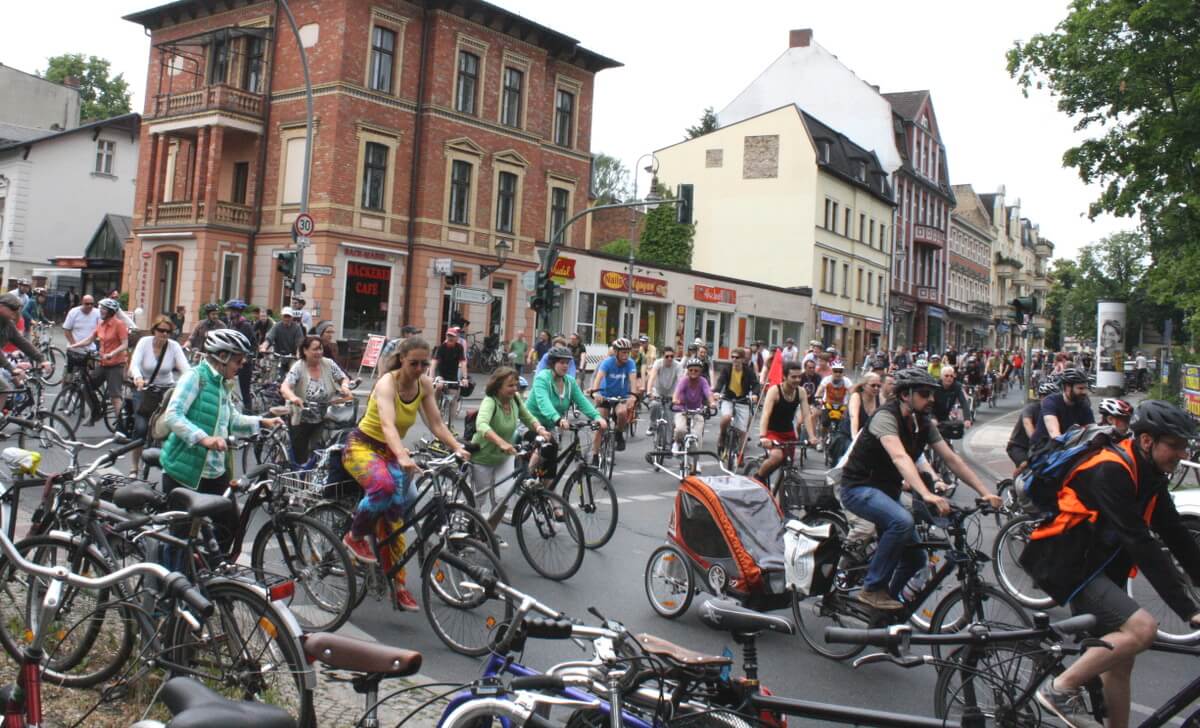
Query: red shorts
763,430,798,446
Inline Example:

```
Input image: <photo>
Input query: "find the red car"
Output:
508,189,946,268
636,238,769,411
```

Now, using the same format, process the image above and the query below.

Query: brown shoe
486,504,507,531
857,589,903,611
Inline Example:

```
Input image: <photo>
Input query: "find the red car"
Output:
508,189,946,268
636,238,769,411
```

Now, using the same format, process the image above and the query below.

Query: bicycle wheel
167,579,314,726
0,535,135,688
250,513,356,633
907,552,956,631
1125,521,1200,644
644,544,693,618
41,347,66,387
600,431,616,480
421,536,513,656
926,584,1032,661
992,516,1055,609
934,643,1044,726
17,410,76,451
51,384,86,433
102,383,131,433
792,588,869,660
514,489,585,581
418,502,500,565
303,502,369,610
1170,459,1200,489
560,466,618,549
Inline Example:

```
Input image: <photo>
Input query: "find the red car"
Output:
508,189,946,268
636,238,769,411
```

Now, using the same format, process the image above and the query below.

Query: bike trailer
668,474,790,610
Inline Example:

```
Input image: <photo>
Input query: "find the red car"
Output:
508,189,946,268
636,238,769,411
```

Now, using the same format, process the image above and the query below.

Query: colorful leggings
343,430,418,584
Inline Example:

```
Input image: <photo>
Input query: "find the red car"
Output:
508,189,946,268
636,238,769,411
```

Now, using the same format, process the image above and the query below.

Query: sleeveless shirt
766,384,802,433
357,372,423,442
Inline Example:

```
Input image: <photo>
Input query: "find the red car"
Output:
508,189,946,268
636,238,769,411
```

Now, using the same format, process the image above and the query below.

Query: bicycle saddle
302,632,422,677
698,598,796,636
160,676,296,728
635,633,732,668
166,487,234,519
141,448,162,468
112,482,166,511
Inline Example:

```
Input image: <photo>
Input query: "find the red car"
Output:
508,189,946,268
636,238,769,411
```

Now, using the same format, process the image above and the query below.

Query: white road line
658,490,678,497
614,469,644,476
617,497,634,504
627,494,661,501
1131,702,1183,725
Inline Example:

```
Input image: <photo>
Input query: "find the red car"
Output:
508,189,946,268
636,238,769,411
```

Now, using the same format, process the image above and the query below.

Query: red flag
767,347,783,386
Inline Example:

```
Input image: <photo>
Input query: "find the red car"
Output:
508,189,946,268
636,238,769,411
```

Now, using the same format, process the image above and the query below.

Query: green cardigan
470,394,540,466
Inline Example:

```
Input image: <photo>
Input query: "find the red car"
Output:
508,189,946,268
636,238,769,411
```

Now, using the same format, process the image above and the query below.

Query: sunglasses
154,327,173,334
731,355,743,360
869,384,881,388
913,388,935,398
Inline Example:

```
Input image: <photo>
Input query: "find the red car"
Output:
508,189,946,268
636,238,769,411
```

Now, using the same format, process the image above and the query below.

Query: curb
962,407,1021,483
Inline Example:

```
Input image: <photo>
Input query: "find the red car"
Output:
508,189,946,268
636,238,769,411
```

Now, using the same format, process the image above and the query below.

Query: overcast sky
3,0,1136,260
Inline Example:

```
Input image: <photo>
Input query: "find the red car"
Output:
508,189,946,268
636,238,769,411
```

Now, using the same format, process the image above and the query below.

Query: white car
1173,484,1200,524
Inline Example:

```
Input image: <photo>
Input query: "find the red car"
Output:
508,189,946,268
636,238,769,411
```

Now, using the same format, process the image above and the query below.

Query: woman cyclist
1099,397,1134,435
341,336,469,612
280,335,354,464
847,372,883,438
527,346,607,476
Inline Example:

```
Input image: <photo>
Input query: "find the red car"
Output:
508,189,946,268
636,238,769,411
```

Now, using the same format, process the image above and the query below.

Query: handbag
135,344,169,417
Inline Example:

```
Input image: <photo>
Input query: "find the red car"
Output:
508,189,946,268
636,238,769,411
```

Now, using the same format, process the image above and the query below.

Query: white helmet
204,329,253,359
280,307,295,318
97,298,121,313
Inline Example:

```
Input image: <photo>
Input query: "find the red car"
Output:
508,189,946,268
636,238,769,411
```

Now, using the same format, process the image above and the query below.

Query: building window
242,36,265,93
455,51,479,115
823,199,832,230
867,272,874,304
576,291,595,344
369,26,397,93
496,171,517,234
844,209,852,238
231,161,249,204
346,261,392,340
281,135,307,205
219,253,241,302
857,268,863,301
878,274,884,302
859,213,866,242
554,89,574,147
500,67,523,128
879,224,887,253
820,257,829,292
869,219,876,247
95,140,115,175
549,187,569,239
831,202,839,234
449,159,472,225
209,36,229,84
361,142,388,211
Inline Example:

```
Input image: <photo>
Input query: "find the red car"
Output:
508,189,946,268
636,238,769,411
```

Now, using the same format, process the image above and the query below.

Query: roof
0,122,51,147
882,90,929,120
801,110,895,204
0,114,140,153
977,193,999,223
125,0,621,73
84,214,134,260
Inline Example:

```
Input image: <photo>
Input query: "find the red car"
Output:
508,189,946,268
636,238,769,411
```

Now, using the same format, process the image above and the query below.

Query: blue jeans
840,485,926,596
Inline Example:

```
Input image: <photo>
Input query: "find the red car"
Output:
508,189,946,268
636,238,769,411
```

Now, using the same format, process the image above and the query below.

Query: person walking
507,331,529,377
128,315,190,474
280,335,354,465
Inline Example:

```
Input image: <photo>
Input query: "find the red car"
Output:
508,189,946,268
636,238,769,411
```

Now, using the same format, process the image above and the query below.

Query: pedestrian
531,330,552,365
170,305,187,340
567,332,587,381
128,315,190,474
507,331,528,377
66,298,129,426
316,321,339,360
291,297,314,332
62,295,100,355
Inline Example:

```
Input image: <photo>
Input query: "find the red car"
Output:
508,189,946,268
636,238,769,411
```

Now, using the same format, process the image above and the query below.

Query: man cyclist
588,337,638,457
754,361,818,484
0,294,52,394
23,288,50,327
932,366,972,429
430,326,470,419
815,360,852,440
715,346,759,456
1023,400,1200,728
223,299,256,410
797,357,822,410
1033,366,1093,447
187,303,227,352
644,346,682,436
673,357,718,454
839,368,1001,610
1007,378,1058,473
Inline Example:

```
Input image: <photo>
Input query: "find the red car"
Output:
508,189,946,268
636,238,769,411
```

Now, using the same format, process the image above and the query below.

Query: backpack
1016,424,1132,513
461,407,479,442
149,375,206,442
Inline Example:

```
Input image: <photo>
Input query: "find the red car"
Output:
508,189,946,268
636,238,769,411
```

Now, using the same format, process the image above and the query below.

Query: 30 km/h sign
293,213,315,237
452,286,494,305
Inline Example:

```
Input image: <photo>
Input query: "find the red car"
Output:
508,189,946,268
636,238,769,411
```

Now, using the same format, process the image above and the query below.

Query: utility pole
278,0,313,297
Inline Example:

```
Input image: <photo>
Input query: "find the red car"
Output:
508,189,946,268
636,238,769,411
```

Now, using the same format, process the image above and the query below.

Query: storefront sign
694,285,736,305
675,305,687,351
346,246,393,262
360,335,387,369
599,270,667,298
138,254,151,313
52,257,88,269
551,257,576,281
864,319,882,332
347,262,389,296
1182,364,1200,417
819,310,845,325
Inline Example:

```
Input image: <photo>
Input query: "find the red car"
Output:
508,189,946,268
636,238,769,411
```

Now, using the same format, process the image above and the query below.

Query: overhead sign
599,270,667,298
303,263,333,276
293,213,315,237
521,271,537,291
453,286,495,305
360,335,388,369
694,284,736,305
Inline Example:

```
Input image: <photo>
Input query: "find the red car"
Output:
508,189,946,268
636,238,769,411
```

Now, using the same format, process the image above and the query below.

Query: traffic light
1009,296,1038,324
276,251,297,279
676,184,694,225
529,270,558,312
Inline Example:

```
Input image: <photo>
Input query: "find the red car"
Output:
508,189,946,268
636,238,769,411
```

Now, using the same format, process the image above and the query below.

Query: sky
2,0,1137,261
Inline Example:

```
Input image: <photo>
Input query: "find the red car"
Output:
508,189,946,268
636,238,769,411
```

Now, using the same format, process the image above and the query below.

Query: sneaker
342,533,377,564
486,505,507,531
1035,678,1102,728
856,588,903,611
645,428,654,437
393,587,420,612
615,432,626,451
495,535,509,549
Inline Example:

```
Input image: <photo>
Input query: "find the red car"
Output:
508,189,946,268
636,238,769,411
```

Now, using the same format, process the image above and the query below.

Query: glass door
489,279,508,341
702,311,720,354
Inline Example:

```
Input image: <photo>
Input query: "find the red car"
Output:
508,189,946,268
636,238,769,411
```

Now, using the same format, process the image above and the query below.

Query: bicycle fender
202,576,317,689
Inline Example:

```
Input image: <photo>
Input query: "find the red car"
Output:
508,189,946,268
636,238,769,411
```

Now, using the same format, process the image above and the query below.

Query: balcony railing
149,201,254,229
154,201,196,224
912,224,946,247
214,202,253,226
152,84,264,120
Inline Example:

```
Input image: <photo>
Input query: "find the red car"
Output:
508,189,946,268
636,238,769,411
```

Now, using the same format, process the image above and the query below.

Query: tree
591,153,630,204
597,189,695,269
684,107,718,139
42,54,132,121
1006,0,1200,330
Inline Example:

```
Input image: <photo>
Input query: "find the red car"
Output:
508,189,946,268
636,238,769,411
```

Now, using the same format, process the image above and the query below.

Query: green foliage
591,153,630,204
994,253,1024,269
596,191,696,270
598,239,632,258
685,107,718,139
117,292,130,311
1007,0,1200,331
42,54,132,122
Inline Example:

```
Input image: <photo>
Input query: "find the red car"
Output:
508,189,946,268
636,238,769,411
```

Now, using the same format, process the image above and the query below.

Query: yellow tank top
357,373,423,442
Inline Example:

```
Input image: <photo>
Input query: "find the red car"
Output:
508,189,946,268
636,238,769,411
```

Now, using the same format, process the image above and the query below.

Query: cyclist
0,293,51,392
839,367,1001,611
1099,397,1134,435
430,326,470,420
186,303,227,352
280,335,354,464
22,288,49,326
815,360,851,440
161,330,283,551
635,334,656,378
797,357,822,410
1024,400,1200,728
342,336,469,611
932,366,972,428
259,307,304,361
223,299,256,409
715,346,759,452
527,345,606,475
926,353,943,378
1007,378,1059,473
588,338,638,456
66,298,129,426
847,372,883,438
754,361,819,484
673,358,718,452
1033,366,1093,447
644,346,682,436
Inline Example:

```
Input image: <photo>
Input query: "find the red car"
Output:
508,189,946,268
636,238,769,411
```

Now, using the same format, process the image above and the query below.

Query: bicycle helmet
1099,398,1133,419
930,353,942,361
280,307,295,318
1059,367,1088,385
831,360,845,371
684,357,705,370
893,367,939,393
224,298,247,310
825,346,838,354
204,329,253,358
1036,379,1059,397
0,294,21,311
97,298,121,313
202,302,222,315
1130,400,1197,440
638,334,649,343
546,345,574,361
32,287,46,295
612,338,631,351
915,358,929,368
461,378,476,398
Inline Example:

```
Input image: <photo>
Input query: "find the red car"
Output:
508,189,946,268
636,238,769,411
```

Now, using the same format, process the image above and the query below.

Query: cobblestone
313,668,451,728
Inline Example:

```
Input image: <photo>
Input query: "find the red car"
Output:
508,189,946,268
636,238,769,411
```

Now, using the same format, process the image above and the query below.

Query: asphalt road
23,377,1196,726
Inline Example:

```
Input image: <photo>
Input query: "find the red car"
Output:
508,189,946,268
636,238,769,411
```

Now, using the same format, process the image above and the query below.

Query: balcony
994,253,1023,280
912,224,946,248
1035,241,1053,258
148,201,253,230
151,84,265,122
1032,277,1050,293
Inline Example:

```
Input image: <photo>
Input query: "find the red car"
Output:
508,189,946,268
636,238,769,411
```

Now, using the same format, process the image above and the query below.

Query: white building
0,62,81,133
0,114,140,288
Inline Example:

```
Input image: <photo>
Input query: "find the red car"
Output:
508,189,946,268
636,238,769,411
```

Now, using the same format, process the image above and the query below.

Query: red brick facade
123,0,618,350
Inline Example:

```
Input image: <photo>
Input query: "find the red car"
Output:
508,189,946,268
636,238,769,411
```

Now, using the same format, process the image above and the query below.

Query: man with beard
797,357,822,410
1032,367,1094,447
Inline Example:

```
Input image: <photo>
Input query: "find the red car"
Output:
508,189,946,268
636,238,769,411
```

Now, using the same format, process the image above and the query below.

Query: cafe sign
599,270,667,298
550,256,576,281
694,285,736,305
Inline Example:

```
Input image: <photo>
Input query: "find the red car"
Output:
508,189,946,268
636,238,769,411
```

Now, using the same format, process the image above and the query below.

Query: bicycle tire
41,347,66,387
17,410,76,451
600,431,616,480
992,516,1055,609
1125,520,1200,644
419,502,500,564
926,584,1033,662
933,642,1044,726
644,544,693,618
303,502,369,610
561,466,618,549
792,588,869,661
51,384,86,433
421,536,513,656
249,513,356,633
166,579,314,726
0,534,135,688
514,489,585,581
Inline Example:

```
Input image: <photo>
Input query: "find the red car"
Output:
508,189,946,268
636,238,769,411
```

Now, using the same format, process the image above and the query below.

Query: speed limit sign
293,213,315,238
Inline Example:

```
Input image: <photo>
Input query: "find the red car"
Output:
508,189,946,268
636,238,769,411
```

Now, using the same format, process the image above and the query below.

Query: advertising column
1096,299,1126,394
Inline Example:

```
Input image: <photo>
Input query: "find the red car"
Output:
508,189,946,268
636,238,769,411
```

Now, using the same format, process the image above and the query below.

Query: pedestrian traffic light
676,184,694,225
276,251,297,279
1010,296,1038,315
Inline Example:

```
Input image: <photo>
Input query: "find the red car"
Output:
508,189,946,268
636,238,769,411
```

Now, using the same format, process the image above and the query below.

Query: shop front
923,305,946,353
336,243,404,342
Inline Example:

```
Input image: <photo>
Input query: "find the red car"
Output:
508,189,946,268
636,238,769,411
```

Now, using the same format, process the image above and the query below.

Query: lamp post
479,238,511,279
885,235,906,352
626,154,659,339
278,0,314,296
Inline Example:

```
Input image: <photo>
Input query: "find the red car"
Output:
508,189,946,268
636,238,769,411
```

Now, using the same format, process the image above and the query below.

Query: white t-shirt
63,306,101,344
1135,355,1147,370
129,337,190,386
782,346,800,363
295,308,314,332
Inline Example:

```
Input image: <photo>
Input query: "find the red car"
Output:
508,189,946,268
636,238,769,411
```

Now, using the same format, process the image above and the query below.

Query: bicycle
820,401,849,467
28,321,65,387
746,438,844,529
240,398,358,474
662,406,712,478
51,350,110,432
434,378,463,428
590,395,628,479
644,394,673,469
717,394,756,471
0,375,76,449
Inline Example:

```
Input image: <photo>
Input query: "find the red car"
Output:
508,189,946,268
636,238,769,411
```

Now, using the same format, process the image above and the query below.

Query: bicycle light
268,579,295,602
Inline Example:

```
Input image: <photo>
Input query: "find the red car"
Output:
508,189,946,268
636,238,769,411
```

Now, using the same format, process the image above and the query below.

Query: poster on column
1096,300,1126,390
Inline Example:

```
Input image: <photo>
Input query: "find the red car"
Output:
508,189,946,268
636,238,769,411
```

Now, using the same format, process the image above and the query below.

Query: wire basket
274,469,359,511
782,476,836,509
669,709,759,728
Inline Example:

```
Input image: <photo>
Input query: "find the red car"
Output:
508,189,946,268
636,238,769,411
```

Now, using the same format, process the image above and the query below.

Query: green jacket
527,367,599,428
162,360,259,488
471,394,539,466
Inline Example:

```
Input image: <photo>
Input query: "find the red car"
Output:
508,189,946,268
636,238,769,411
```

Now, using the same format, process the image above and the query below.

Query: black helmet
1037,379,1059,397
893,367,939,393
1059,368,1088,385
546,346,574,361
1130,400,1197,440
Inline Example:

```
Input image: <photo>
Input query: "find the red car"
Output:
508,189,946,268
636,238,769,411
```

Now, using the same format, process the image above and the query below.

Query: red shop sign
550,257,576,280
694,284,736,305
599,270,667,298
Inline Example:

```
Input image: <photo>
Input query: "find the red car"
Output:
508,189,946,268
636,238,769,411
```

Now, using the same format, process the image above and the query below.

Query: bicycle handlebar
824,614,1099,648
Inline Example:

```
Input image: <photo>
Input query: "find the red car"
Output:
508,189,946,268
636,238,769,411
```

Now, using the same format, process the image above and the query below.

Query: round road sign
294,213,315,237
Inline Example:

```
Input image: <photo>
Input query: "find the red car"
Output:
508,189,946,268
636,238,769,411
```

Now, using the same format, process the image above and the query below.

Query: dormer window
856,160,867,182
819,141,831,163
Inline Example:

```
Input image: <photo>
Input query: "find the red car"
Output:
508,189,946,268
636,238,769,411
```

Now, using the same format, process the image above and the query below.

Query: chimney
63,76,80,89
870,84,880,92
789,29,812,48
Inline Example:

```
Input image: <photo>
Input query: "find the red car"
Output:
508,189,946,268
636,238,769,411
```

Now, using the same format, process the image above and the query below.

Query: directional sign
293,213,315,237
295,236,312,249
303,263,333,276
521,270,537,292
452,286,495,305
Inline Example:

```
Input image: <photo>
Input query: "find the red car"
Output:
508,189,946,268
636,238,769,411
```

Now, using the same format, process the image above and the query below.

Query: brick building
948,184,994,350
121,0,618,351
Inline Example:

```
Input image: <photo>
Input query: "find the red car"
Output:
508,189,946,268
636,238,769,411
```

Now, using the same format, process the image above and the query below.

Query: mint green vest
162,361,226,488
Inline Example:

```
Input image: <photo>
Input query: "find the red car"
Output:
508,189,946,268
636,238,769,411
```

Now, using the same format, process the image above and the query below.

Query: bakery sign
599,270,667,298
550,256,576,280
694,284,736,305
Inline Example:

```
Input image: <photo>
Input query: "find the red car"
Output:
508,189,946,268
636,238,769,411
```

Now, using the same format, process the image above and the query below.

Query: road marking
1131,702,1183,725
658,490,678,497
627,494,661,502
614,469,644,476
617,497,634,504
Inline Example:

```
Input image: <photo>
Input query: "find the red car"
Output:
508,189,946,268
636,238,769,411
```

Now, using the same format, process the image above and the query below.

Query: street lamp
479,238,511,279
627,154,659,339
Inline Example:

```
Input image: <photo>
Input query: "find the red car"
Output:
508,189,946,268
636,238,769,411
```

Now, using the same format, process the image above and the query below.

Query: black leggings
289,422,323,465
162,472,237,555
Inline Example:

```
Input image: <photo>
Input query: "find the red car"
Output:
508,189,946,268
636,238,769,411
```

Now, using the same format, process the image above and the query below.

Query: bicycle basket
781,475,835,509
324,401,357,426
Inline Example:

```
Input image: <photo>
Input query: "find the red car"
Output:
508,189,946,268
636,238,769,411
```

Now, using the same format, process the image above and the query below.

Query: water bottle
900,559,932,604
